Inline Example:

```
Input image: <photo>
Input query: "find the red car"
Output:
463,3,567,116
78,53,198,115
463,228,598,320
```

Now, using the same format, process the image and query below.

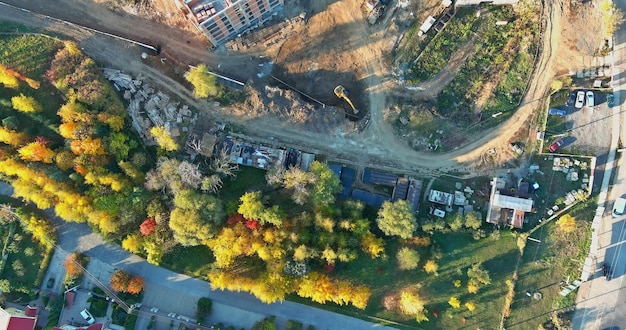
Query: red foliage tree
110,269,131,292
126,276,144,294
226,213,245,226
139,217,157,236
245,219,261,230
35,136,50,146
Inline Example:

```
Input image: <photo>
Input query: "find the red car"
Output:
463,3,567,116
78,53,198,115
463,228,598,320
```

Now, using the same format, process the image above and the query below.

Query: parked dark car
566,92,576,107
603,263,612,280
46,278,55,289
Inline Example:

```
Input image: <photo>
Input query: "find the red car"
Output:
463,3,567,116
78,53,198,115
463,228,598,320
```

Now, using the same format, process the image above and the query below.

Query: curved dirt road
0,0,560,175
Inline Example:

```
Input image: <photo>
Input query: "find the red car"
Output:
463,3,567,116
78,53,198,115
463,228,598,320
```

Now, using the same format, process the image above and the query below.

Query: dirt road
0,0,561,176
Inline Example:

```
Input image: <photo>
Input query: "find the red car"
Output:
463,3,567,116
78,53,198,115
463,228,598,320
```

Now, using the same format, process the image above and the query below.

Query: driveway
0,182,394,330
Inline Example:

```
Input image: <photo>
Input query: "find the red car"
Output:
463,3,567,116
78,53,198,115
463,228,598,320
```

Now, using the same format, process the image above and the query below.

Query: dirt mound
273,0,370,120
229,85,351,133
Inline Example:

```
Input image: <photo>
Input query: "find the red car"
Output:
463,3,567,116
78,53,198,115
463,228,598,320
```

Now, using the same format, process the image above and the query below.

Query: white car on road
575,91,585,108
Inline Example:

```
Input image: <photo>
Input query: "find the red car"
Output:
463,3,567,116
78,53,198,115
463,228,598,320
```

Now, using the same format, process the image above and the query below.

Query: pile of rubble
102,68,197,144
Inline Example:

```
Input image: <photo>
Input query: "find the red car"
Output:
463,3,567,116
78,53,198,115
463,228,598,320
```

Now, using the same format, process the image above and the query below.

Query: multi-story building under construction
173,0,284,46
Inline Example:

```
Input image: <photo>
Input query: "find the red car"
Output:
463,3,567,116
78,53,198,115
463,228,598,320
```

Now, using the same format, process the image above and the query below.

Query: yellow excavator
334,85,359,115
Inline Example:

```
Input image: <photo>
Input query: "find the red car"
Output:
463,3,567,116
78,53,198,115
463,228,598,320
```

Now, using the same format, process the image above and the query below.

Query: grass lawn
218,166,267,203
1,224,49,301
0,34,65,141
505,199,594,329
289,230,519,329
161,245,215,277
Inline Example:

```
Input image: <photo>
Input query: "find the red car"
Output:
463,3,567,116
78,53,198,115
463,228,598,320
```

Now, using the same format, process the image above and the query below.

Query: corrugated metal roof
493,193,533,211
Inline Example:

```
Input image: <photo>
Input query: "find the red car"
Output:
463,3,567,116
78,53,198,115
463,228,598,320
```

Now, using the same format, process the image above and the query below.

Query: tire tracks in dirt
0,0,561,177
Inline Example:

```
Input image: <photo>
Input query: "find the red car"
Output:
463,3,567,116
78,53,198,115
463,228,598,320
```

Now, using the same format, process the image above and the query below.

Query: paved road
0,182,395,330
573,4,626,329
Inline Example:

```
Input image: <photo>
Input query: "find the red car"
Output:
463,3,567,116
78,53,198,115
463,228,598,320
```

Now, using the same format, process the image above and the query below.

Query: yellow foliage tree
448,296,461,308
11,94,42,113
150,126,178,151
465,301,476,312
0,127,28,147
185,64,218,98
468,281,480,294
556,214,576,233
360,232,385,258
70,137,105,155
59,122,79,139
18,142,55,163
122,233,144,253
0,67,19,88
399,289,428,322
424,259,439,275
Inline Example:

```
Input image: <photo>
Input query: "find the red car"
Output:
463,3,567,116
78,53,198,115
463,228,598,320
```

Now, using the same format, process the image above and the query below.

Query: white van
612,197,626,217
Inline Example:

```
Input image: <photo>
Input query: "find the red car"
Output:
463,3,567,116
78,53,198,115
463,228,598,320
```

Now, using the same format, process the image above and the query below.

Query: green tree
11,94,42,113
396,247,420,270
186,64,218,98
170,190,225,246
464,211,483,230
308,161,341,207
196,297,212,323
376,200,417,239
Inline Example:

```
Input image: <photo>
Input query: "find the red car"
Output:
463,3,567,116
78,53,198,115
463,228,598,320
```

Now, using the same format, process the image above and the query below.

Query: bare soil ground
272,0,374,120
0,0,607,176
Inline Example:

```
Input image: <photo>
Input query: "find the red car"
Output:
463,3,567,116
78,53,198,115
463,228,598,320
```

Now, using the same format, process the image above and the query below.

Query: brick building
173,0,285,46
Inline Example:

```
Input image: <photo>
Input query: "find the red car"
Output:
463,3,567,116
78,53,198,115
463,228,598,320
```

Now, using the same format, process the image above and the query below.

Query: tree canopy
376,200,417,239
186,64,218,98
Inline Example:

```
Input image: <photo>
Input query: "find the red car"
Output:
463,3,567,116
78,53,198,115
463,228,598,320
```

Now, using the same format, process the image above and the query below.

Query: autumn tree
64,253,83,277
140,217,157,236
399,289,429,323
0,127,28,147
448,213,464,231
424,259,439,275
281,166,315,205
556,214,576,233
397,247,420,271
602,0,624,37
377,200,417,239
126,276,144,294
110,269,131,292
122,233,144,253
467,263,491,293
360,232,385,258
18,141,55,163
11,94,42,113
55,150,75,171
464,211,483,230
186,64,218,98
0,65,19,88
150,126,178,151
465,301,476,312
448,297,461,308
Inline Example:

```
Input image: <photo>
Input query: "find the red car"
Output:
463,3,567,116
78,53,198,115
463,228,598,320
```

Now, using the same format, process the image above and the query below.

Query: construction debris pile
233,85,352,134
551,157,590,187
102,68,197,145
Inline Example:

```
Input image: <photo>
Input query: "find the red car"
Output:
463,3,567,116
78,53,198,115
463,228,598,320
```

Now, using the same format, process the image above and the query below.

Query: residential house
0,306,37,330
486,177,534,228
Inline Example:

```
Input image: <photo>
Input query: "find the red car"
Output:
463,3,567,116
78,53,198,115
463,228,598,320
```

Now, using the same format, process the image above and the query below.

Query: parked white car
80,309,95,324
575,91,585,108
586,91,594,107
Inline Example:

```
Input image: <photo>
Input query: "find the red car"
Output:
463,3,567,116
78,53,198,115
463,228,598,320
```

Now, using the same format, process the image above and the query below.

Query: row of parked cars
567,90,595,108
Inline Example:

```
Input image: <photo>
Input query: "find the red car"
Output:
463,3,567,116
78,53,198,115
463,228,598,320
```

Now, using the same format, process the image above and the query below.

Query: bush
196,297,212,323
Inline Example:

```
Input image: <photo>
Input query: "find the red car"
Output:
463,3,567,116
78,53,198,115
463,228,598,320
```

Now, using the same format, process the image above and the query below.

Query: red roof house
0,306,37,330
